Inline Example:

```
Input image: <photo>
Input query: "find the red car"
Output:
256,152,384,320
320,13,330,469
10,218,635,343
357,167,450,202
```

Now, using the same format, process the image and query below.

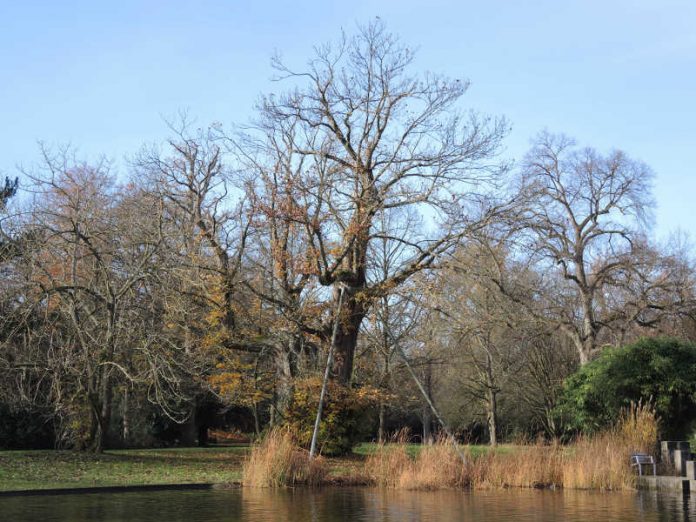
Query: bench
631,453,656,476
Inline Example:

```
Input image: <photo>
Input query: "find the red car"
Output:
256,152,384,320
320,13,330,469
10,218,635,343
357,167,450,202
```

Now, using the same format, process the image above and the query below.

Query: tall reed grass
471,443,563,489
367,402,658,491
561,401,658,490
242,428,327,487
366,433,467,490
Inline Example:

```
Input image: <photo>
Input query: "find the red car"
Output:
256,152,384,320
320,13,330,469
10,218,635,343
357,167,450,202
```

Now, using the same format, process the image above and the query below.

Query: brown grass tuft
366,402,659,491
472,443,563,489
398,437,467,490
367,434,466,490
365,443,411,487
242,428,328,487
561,401,659,490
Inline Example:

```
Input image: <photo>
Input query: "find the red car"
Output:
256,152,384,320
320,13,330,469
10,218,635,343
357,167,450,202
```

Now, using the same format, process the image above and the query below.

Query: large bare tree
244,21,507,384
16,148,165,451
517,132,654,364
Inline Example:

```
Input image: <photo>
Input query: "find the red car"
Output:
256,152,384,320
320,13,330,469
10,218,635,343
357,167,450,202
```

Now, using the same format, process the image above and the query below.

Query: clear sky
1,0,694,237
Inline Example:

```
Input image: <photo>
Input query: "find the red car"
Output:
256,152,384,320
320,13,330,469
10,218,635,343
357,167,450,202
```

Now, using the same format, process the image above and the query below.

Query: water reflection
1,487,696,521
241,488,696,522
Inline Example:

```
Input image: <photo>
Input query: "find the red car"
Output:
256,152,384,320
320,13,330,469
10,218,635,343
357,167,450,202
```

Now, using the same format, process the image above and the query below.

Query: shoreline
1,475,688,497
0,482,219,497
0,442,669,495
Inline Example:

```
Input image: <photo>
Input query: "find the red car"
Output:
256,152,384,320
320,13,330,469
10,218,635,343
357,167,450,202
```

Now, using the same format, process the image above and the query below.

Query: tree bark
486,387,498,447
422,404,432,444
122,388,130,444
273,343,296,420
378,401,386,444
484,350,498,446
331,294,365,385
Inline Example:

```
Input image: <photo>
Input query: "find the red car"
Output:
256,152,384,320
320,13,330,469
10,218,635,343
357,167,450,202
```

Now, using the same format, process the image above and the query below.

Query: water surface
1,487,694,521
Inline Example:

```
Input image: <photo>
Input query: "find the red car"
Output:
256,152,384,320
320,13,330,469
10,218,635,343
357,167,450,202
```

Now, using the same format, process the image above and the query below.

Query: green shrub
555,337,696,438
284,377,381,456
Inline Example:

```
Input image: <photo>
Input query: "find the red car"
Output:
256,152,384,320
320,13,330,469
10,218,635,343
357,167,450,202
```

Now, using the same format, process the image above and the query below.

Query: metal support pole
393,338,468,465
309,286,346,459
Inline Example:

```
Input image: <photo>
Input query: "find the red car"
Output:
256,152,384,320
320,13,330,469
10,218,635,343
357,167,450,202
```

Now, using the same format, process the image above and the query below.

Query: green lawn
0,446,248,492
352,442,517,458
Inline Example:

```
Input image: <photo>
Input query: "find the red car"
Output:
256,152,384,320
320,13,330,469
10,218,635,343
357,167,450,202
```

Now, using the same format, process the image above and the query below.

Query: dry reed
242,428,328,487
398,436,467,490
561,401,658,490
367,402,659,491
365,429,412,488
472,443,563,489
366,433,466,490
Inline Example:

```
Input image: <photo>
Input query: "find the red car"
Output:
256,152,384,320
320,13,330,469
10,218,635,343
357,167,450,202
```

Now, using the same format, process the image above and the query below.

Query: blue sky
1,0,694,237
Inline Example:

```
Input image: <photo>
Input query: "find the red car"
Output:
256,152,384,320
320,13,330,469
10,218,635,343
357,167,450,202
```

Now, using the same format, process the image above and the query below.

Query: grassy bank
0,447,248,492
1,438,649,493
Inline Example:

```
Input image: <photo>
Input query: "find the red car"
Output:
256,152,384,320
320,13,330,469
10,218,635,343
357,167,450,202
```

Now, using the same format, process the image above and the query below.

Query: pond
1,487,694,521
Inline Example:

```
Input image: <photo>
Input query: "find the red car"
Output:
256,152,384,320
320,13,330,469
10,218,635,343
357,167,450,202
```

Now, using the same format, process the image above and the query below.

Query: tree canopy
555,337,696,439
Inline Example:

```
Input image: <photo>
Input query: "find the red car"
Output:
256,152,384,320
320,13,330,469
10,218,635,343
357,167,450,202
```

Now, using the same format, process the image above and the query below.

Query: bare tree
235,127,327,421
598,238,696,344
428,242,532,445
518,332,577,436
517,132,654,364
243,21,507,384
17,148,165,451
134,120,258,442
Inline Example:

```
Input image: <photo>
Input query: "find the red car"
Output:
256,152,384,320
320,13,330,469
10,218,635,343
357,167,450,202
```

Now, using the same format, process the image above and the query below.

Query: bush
284,377,381,456
555,337,696,438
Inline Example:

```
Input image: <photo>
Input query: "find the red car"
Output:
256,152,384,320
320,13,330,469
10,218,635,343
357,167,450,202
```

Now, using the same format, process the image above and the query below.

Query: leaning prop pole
393,338,468,465
309,285,346,460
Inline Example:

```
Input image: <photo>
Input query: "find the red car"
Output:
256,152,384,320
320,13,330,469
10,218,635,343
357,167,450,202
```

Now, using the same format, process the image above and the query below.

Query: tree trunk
487,387,498,447
273,344,295,420
422,404,432,444
331,294,365,385
423,359,433,443
378,401,386,444
87,401,99,451
90,371,113,453
484,351,498,446
578,290,597,365
91,412,109,453
269,400,276,427
252,402,261,436
122,389,130,444
576,337,593,366
181,403,198,446
570,330,593,366
100,377,112,441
